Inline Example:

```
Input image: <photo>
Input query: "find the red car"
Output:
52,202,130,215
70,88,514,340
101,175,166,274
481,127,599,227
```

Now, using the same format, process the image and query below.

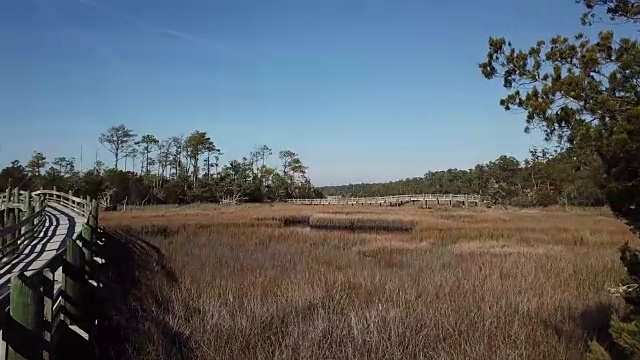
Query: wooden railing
0,187,100,359
286,193,483,206
32,189,93,218
0,189,47,265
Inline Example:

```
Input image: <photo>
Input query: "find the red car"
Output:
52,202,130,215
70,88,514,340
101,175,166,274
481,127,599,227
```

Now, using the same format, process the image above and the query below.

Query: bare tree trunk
193,157,199,187
145,150,150,176
206,152,211,180
114,148,120,171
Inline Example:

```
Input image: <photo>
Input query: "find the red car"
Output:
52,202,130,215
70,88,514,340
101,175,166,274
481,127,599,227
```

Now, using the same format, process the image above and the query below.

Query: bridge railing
0,189,48,265
286,193,483,205
33,189,92,218
0,187,99,359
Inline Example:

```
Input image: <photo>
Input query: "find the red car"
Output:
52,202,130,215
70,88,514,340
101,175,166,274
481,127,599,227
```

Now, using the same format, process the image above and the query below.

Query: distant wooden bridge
286,194,483,207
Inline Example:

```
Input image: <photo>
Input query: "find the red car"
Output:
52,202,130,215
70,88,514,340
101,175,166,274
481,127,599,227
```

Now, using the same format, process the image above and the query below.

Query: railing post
2,188,8,252
62,238,86,328
89,201,98,229
3,188,9,234
80,223,96,308
5,210,16,255
11,188,20,235
7,274,44,360
14,206,22,244
24,191,33,234
42,268,54,360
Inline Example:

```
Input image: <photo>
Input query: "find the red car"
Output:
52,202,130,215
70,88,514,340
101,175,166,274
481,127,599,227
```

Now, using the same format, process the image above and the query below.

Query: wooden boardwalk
287,193,483,207
0,203,84,298
0,189,98,359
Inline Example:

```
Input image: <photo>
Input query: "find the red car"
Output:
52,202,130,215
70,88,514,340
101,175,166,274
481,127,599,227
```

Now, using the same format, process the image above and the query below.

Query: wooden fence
286,193,483,207
0,189,47,266
0,187,100,360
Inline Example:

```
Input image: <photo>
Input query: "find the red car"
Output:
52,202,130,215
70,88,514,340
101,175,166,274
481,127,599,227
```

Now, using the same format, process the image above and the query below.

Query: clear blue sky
0,0,595,185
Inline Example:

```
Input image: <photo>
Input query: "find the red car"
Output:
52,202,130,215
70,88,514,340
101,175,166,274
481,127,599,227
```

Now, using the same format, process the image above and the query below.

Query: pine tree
480,0,640,357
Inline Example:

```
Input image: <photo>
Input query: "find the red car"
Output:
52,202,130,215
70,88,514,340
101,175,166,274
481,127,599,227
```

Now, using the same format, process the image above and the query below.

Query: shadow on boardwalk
92,228,193,360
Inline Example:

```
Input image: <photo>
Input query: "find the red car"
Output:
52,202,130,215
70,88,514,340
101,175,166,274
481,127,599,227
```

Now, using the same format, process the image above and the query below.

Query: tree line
0,124,323,207
320,146,605,207
2,124,610,208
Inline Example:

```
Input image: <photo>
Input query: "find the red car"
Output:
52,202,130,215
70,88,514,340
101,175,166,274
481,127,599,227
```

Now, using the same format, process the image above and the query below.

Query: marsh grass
100,204,635,360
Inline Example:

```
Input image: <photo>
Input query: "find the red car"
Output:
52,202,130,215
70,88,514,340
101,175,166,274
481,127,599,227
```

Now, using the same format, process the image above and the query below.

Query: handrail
0,189,48,263
0,207,45,239
33,189,91,217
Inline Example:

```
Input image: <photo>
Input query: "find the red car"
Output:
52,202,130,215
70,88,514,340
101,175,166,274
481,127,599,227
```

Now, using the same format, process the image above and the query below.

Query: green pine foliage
480,0,640,358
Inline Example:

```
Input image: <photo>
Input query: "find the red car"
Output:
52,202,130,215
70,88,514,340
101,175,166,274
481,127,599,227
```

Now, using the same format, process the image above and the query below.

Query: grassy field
100,204,635,360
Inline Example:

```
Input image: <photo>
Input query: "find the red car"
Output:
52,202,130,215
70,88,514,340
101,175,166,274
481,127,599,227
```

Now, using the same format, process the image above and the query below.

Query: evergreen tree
480,0,640,357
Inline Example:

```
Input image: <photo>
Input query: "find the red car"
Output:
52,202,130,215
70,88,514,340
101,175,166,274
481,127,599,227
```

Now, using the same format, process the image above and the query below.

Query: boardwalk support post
7,274,44,360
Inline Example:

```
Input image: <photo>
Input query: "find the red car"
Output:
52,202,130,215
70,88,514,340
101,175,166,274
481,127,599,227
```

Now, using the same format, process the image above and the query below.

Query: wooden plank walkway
0,202,85,359
0,203,84,296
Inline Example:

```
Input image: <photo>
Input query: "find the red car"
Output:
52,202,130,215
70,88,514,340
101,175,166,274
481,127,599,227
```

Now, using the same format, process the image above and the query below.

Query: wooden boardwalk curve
0,188,100,359
0,203,84,298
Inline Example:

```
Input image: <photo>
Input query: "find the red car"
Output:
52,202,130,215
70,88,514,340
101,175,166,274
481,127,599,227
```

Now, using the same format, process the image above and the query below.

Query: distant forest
1,124,608,208
0,124,323,207
319,147,605,207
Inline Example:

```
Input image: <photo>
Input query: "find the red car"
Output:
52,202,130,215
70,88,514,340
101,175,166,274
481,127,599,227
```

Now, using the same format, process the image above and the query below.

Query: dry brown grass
100,204,636,360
